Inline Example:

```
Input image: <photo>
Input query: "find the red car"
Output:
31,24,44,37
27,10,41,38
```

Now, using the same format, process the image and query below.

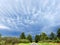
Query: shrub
56,40,60,43
39,40,53,43
0,40,5,45
19,39,30,43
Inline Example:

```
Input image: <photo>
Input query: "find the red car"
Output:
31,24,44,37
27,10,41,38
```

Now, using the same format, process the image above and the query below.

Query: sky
0,0,60,37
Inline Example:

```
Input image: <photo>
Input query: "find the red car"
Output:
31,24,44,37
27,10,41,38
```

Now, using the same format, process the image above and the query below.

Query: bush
39,40,60,43
51,40,56,43
56,40,60,43
0,40,5,45
38,41,43,43
19,39,30,43
39,40,53,43
46,40,52,42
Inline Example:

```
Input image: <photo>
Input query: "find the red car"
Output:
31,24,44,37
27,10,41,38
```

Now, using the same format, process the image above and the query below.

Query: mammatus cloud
0,0,60,36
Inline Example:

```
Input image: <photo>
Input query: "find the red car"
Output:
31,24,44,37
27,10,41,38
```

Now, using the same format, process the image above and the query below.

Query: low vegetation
18,43,59,45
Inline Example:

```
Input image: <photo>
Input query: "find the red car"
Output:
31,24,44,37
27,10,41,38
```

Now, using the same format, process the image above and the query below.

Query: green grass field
18,43,59,45
38,43,58,45
18,43,30,45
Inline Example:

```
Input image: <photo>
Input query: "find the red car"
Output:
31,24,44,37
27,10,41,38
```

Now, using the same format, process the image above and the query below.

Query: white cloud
0,0,60,33
0,25,10,29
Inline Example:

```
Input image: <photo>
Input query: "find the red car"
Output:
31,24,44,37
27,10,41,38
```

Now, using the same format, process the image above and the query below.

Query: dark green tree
20,32,26,39
57,28,60,39
35,35,40,43
27,34,32,42
40,32,48,40
49,32,55,40
0,34,1,41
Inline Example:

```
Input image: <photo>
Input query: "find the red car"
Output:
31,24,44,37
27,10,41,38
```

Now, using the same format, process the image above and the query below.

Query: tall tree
20,32,26,39
27,34,32,42
57,28,60,39
40,32,48,40
49,32,55,40
35,35,40,43
0,34,1,41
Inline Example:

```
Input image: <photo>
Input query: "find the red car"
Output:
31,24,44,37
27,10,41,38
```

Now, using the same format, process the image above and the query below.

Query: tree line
0,28,60,45
19,28,60,43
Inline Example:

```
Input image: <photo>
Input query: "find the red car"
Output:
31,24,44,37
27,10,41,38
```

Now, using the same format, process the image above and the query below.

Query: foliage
27,34,32,42
19,39,30,43
35,35,40,43
20,32,26,39
0,28,60,44
49,32,56,40
40,32,48,41
57,28,60,39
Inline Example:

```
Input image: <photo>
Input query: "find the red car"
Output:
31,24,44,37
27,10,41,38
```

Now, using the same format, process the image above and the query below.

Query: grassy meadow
18,43,30,45
38,43,59,45
18,43,60,45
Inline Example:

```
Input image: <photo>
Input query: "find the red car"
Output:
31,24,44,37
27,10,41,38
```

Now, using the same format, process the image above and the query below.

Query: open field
18,43,30,45
18,43,60,45
38,43,59,45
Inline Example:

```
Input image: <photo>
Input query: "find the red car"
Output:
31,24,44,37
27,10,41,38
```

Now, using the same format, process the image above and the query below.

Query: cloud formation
0,24,10,29
0,0,60,36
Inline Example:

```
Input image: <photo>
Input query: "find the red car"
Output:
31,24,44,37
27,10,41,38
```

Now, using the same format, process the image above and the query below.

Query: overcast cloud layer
0,0,60,36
